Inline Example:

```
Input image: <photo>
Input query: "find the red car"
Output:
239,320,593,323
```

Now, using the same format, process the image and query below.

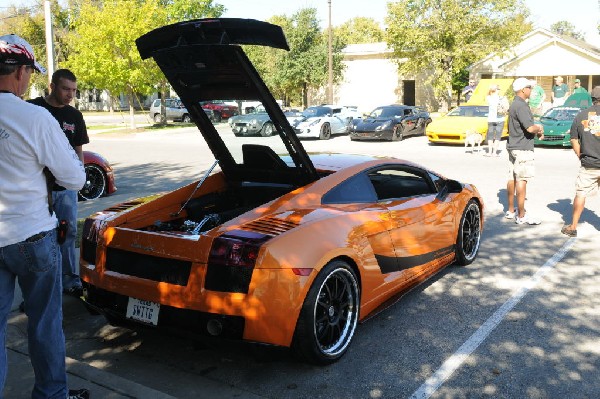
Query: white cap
512,77,535,92
0,34,46,74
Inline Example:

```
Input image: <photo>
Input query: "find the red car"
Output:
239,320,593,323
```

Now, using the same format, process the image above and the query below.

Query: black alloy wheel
79,164,106,201
391,124,404,141
293,260,360,364
455,199,482,265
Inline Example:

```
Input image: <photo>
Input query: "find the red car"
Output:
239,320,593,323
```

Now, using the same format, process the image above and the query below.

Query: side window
368,167,435,200
322,173,377,204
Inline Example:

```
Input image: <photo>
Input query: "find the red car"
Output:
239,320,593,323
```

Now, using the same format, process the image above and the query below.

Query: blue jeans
52,190,81,291
0,230,67,399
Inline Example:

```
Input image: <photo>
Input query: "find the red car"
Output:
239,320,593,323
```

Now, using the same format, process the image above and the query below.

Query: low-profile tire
153,113,162,123
391,124,403,141
261,122,275,137
454,199,482,265
78,164,106,201
292,260,360,365
182,114,191,123
319,123,331,140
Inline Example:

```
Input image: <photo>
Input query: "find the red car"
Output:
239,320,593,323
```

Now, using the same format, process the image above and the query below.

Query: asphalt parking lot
8,124,600,398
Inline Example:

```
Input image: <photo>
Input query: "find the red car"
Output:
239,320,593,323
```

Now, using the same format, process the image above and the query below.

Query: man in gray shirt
505,78,544,225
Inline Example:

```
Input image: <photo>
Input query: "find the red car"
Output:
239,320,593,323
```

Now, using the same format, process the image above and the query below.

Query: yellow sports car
426,79,513,144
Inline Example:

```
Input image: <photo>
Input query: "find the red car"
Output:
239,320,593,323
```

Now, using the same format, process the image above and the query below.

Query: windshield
369,106,403,118
302,106,332,118
541,107,580,121
446,106,489,117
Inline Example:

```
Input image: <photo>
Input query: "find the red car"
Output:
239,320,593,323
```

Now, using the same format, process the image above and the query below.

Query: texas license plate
126,297,160,325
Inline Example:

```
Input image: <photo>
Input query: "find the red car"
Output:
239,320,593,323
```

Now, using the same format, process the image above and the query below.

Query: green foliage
385,0,531,110
244,8,346,107
334,17,384,45
63,0,224,120
550,21,585,41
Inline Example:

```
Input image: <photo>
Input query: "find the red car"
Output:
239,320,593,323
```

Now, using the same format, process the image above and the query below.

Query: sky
1,0,599,46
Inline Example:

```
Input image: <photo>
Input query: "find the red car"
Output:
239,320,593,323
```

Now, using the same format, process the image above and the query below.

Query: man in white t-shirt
0,34,89,399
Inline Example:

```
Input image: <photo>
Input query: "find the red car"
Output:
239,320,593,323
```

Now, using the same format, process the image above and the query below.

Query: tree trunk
127,87,137,130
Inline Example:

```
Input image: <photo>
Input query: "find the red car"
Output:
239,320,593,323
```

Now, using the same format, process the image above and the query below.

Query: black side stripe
375,245,455,274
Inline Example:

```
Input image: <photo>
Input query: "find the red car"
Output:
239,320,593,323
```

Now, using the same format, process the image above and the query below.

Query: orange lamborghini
80,19,484,365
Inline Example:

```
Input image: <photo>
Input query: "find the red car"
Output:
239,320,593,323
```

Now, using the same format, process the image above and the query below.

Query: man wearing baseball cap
561,86,600,237
504,77,545,225
0,34,89,399
572,78,588,94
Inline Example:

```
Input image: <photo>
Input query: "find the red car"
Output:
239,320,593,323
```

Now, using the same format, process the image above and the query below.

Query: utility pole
327,0,333,104
44,0,55,84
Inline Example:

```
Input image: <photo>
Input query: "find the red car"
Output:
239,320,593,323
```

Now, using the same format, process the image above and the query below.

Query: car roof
136,18,318,186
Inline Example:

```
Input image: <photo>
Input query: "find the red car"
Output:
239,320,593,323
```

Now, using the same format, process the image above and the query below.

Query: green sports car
535,92,592,147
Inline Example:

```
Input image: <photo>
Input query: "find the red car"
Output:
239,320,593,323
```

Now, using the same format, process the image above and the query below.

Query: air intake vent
104,200,144,213
242,217,298,236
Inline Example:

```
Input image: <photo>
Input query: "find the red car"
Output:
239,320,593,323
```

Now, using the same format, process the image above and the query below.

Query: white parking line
409,237,577,399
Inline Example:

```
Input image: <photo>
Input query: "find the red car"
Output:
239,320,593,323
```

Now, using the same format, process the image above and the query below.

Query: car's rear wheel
391,124,404,141
153,114,162,123
293,260,360,365
182,114,191,123
261,122,275,137
79,164,106,201
455,199,481,265
319,123,331,140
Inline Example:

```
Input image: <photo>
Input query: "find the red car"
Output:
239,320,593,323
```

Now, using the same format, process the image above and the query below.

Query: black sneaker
63,286,84,298
68,388,90,399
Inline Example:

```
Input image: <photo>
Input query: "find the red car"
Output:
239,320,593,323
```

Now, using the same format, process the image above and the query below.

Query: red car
80,151,117,201
200,100,239,122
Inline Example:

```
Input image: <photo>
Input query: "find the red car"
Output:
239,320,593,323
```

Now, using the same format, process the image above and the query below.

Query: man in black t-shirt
561,86,600,237
28,69,89,297
505,78,544,225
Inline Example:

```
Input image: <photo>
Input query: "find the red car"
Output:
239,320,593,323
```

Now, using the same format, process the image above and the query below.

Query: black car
350,105,431,141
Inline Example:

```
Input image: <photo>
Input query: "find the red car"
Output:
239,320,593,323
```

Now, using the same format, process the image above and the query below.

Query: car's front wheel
391,124,404,141
454,199,482,265
319,123,331,140
293,260,360,365
261,122,275,137
79,164,106,201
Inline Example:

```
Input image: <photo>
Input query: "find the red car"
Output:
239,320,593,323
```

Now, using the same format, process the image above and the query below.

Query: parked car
80,18,484,365
228,104,276,136
427,79,513,144
79,150,117,201
534,92,593,147
292,105,355,139
200,100,239,122
350,105,431,141
284,109,304,125
149,98,191,123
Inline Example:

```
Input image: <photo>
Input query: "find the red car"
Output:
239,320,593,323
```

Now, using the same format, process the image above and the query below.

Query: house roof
470,28,600,76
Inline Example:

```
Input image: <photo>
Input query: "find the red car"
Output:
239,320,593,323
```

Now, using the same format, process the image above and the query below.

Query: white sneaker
515,214,541,225
504,209,516,219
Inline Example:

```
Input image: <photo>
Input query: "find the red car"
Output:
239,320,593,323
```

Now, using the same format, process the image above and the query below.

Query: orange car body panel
80,157,483,348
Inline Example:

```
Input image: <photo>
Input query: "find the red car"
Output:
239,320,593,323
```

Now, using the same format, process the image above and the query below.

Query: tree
334,17,384,45
386,0,531,111
64,0,224,128
550,21,585,41
244,8,346,108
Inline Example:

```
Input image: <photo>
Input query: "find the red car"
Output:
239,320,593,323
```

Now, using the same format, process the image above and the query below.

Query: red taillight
209,230,270,268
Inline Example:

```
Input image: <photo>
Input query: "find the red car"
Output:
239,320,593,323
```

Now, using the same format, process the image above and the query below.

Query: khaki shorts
575,166,600,197
507,150,535,182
